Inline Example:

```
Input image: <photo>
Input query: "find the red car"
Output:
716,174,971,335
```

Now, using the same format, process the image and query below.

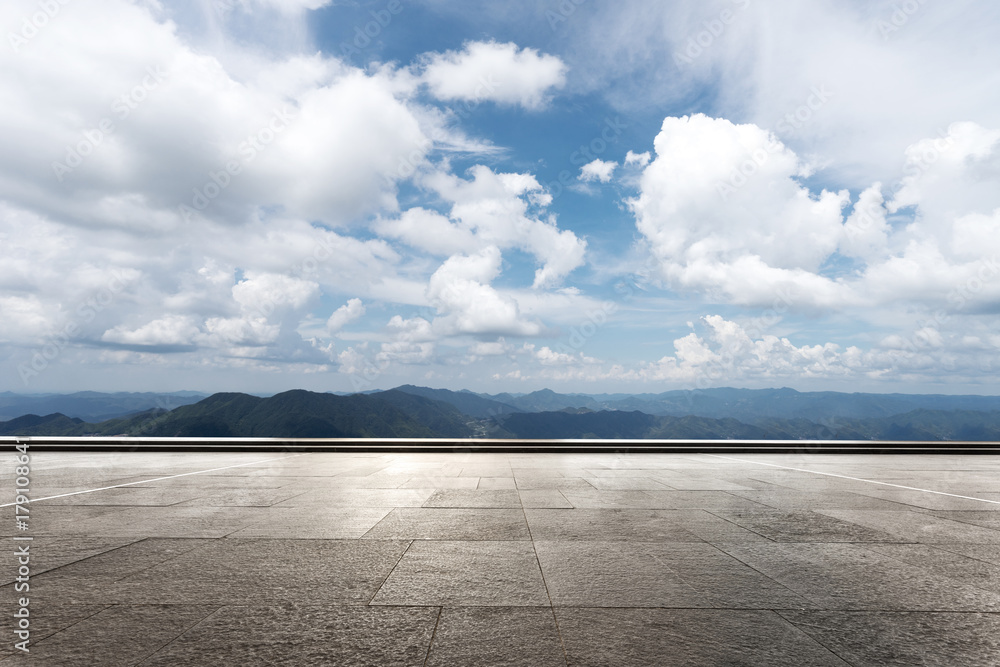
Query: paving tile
557,608,851,666
778,610,1000,667
524,509,703,542
21,486,202,506
0,603,108,649
477,477,518,489
0,604,217,667
422,490,522,508
518,490,573,508
226,506,392,538
57,505,263,538
425,607,565,667
661,509,771,543
580,477,670,491
818,509,1000,543
640,490,772,510
362,508,530,540
719,543,1000,611
711,509,903,542
400,476,480,489
173,487,308,507
271,488,435,507
862,543,1000,593
0,536,140,583
139,605,440,667
98,539,411,604
371,541,549,606
534,541,708,607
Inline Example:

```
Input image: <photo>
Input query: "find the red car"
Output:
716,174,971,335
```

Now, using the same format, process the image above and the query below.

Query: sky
2,0,999,396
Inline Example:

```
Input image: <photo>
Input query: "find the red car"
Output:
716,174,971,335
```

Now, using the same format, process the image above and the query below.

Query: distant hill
490,408,1000,441
0,390,473,438
392,385,521,417
2,387,1000,441
478,387,1000,423
0,391,206,422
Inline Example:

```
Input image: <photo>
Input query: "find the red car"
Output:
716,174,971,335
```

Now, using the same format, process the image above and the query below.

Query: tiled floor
2,451,999,665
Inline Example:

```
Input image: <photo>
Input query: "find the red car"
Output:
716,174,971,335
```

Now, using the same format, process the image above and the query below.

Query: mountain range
2,386,1000,441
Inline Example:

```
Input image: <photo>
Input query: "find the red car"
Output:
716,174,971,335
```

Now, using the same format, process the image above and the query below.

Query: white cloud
420,41,567,109
624,150,651,167
630,114,852,307
102,315,201,347
579,159,617,183
418,165,587,288
327,298,365,333
426,246,540,336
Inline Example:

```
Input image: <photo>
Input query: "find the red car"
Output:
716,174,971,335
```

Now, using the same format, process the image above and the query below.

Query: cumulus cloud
629,115,1000,315
426,246,540,336
414,165,587,289
630,114,852,307
579,158,617,183
326,298,365,334
624,150,651,167
420,41,567,109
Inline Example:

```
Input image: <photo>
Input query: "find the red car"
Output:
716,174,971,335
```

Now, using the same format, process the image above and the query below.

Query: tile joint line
0,454,305,507
705,454,1000,505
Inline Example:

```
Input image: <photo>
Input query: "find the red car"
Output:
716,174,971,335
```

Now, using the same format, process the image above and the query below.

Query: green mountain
0,390,473,438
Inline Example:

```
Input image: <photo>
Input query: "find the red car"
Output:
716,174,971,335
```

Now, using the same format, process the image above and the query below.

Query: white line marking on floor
1,454,305,507
705,454,1000,505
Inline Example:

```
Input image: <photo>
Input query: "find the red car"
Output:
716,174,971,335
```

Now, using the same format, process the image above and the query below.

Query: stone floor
2,451,999,665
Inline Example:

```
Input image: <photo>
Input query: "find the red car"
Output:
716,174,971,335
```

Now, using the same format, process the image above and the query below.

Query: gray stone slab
557,608,851,666
271,488,435,507
99,539,411,604
661,509,772,543
425,607,565,667
862,543,1000,593
477,477,517,489
719,543,1000,611
226,506,393,538
818,509,1000,543
711,509,903,542
0,604,217,666
518,490,573,508
55,505,263,538
173,487,308,506
362,508,530,540
422,490,522,508
0,603,108,651
640,490,773,510
0,536,140,583
139,605,440,667
400,476,480,489
524,509,703,542
371,541,549,606
778,610,1000,667
534,541,708,607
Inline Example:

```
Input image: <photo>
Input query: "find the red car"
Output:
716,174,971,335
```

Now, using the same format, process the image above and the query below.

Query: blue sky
2,0,1000,395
